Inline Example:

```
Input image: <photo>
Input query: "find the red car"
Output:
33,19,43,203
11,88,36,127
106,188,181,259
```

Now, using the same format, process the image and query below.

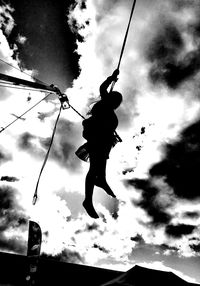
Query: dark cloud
140,127,145,134
45,139,74,164
122,167,135,175
74,222,102,238
93,243,109,254
159,243,179,253
147,23,183,62
68,0,88,43
0,186,28,254
0,233,26,254
130,234,145,244
146,18,200,89
39,119,81,171
85,222,99,231
18,132,36,151
0,4,13,36
125,118,200,231
37,105,58,121
38,111,53,122
0,186,27,227
148,119,200,199
0,148,12,164
0,86,12,101
41,249,84,264
183,211,200,219
18,132,45,160
128,179,172,226
79,0,87,10
0,186,15,212
0,176,19,182
6,0,80,91
126,119,200,229
133,242,179,255
18,119,82,172
189,237,200,253
172,0,199,10
165,224,196,238
190,243,200,253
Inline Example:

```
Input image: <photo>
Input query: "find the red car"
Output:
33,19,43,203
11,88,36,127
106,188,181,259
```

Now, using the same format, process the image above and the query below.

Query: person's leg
95,158,116,198
83,154,99,218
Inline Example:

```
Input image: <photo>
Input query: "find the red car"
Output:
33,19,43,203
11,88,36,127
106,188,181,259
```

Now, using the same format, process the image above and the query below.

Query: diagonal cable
0,92,52,134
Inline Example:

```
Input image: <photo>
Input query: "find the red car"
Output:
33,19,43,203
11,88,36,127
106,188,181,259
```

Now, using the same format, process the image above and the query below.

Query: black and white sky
0,0,200,283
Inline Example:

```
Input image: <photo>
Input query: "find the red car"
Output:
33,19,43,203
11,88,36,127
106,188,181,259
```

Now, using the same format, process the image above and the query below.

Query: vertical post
26,221,42,286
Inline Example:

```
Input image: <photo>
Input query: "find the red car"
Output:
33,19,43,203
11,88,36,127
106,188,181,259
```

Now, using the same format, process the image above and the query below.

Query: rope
69,103,85,120
110,0,137,92
0,92,52,134
32,104,62,205
117,0,137,70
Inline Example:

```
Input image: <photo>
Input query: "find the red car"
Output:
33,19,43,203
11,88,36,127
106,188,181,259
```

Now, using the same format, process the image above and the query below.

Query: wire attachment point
58,93,70,109
50,84,70,110
32,194,38,205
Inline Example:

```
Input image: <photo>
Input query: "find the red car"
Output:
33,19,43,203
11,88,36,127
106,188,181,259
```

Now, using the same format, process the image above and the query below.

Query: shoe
83,200,99,219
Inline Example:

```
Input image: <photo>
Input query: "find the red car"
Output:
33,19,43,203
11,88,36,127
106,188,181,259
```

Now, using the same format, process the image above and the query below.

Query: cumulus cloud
123,117,200,257
41,249,84,264
143,0,200,93
64,0,200,266
0,147,12,164
17,117,82,172
128,177,173,226
0,185,28,254
0,4,15,36
0,176,19,182
165,224,196,238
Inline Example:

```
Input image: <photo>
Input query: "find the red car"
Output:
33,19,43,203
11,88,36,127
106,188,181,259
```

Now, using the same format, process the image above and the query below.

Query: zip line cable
0,82,53,93
0,58,50,86
110,0,137,92
69,103,85,120
32,104,62,205
0,92,52,134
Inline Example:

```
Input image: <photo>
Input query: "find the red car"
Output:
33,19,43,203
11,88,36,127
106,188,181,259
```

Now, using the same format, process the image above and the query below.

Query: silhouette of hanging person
76,69,122,218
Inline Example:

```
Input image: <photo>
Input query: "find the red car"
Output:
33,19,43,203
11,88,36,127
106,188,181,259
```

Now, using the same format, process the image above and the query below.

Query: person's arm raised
99,69,119,99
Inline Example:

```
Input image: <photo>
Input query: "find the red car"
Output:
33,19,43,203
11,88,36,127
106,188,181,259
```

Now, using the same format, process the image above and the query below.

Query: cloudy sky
1,0,200,283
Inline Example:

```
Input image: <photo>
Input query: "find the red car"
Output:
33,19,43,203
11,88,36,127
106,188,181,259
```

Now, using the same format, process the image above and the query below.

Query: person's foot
95,179,116,198
83,200,99,219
